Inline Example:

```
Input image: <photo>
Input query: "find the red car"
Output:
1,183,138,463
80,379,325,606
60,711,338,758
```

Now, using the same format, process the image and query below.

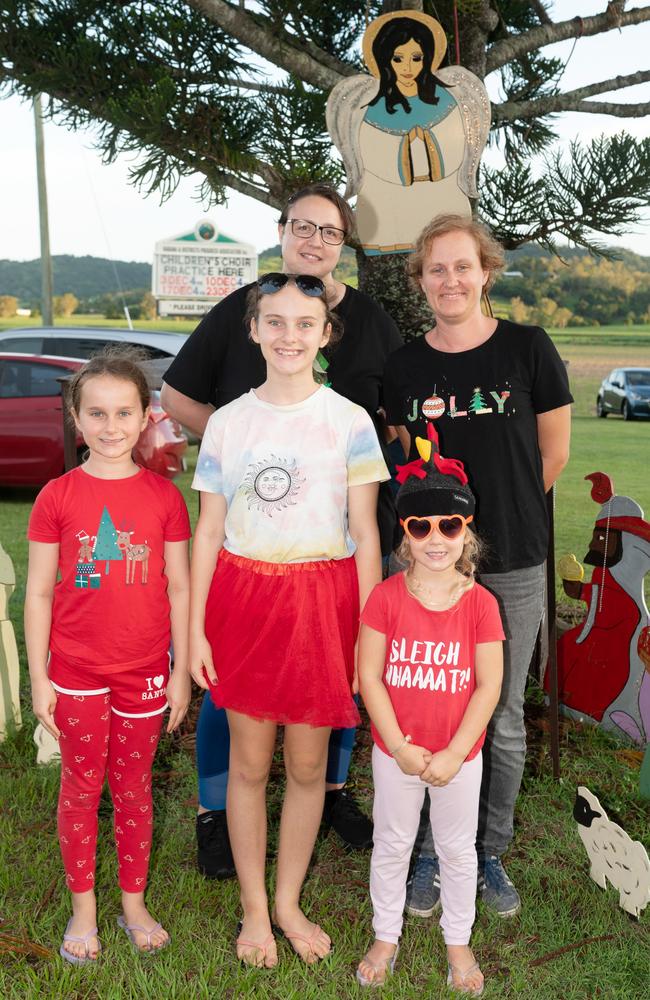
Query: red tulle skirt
204,549,361,729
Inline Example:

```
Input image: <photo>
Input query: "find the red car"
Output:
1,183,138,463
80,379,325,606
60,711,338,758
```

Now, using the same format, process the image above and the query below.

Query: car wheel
622,399,634,421
596,397,607,417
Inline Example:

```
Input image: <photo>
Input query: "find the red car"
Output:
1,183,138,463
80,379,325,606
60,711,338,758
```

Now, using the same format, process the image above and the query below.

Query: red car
0,354,187,486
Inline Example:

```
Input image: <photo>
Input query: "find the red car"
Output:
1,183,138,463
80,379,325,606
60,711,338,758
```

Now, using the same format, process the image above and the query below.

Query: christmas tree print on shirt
468,387,491,416
94,507,123,575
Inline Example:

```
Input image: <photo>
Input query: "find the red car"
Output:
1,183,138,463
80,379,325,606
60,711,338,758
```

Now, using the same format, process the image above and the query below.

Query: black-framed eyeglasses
257,273,326,298
286,218,346,246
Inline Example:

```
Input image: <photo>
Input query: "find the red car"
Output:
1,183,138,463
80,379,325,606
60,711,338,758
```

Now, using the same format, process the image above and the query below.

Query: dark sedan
596,368,650,421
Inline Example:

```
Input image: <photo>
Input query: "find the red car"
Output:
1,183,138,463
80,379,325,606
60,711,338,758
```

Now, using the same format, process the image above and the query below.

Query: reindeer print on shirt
116,530,152,585
73,509,154,590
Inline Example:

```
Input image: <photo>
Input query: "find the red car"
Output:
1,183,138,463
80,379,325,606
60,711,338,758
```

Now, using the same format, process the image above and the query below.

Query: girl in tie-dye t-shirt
189,274,388,967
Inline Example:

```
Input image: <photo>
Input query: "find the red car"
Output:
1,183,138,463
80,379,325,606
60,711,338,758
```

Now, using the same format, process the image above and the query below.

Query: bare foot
120,894,169,952
447,944,484,996
236,913,278,969
273,906,331,963
357,939,398,985
62,891,100,962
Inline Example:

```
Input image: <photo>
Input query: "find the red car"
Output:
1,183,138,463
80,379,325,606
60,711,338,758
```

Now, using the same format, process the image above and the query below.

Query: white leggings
370,745,483,945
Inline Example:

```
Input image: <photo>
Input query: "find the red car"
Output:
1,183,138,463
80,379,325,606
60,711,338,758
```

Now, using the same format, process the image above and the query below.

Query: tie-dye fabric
193,386,389,562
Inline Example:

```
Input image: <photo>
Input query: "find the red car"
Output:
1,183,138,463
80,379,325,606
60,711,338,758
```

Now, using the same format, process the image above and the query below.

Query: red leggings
54,691,162,893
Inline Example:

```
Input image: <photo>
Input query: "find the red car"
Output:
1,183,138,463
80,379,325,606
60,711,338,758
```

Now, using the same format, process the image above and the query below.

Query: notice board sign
153,219,257,317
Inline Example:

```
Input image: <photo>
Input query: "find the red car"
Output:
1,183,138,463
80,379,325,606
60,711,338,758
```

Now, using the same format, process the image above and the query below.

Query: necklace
405,570,464,611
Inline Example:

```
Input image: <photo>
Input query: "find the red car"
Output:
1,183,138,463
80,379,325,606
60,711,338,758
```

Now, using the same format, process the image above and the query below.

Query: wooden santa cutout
326,9,490,255
574,786,650,918
549,473,650,747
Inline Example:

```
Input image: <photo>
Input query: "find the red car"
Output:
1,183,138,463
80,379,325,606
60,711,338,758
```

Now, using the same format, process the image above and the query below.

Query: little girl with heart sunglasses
357,424,504,996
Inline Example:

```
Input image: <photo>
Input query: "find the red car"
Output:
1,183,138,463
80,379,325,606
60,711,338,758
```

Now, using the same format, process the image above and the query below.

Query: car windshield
624,371,650,386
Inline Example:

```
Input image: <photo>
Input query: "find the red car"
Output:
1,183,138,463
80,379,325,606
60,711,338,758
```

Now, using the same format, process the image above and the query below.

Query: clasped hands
393,742,464,786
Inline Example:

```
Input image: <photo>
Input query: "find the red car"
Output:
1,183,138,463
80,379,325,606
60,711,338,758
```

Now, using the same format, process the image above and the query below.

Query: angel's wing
326,75,379,199
437,66,491,199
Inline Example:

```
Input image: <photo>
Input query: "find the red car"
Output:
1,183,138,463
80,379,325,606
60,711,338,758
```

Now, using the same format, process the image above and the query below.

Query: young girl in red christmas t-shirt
357,426,504,996
26,350,191,964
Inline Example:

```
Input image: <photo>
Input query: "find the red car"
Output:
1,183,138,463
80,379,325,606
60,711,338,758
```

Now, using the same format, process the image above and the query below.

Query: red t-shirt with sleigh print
28,466,190,672
361,573,504,759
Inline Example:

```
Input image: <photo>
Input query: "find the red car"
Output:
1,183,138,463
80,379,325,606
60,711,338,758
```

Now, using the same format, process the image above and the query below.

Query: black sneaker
477,855,521,917
323,789,373,849
405,855,441,917
196,809,236,880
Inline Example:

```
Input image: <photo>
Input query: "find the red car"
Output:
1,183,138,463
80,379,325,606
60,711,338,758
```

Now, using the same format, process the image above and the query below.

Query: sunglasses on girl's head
400,514,473,541
257,273,326,298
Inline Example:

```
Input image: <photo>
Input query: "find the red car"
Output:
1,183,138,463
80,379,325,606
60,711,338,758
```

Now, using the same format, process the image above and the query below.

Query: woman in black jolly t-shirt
383,213,572,920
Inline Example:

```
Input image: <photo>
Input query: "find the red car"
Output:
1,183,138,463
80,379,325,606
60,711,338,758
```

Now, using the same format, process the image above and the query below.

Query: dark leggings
196,691,358,810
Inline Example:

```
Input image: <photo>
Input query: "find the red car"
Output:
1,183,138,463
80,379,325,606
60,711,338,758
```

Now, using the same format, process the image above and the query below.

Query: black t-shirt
383,319,573,573
163,283,403,553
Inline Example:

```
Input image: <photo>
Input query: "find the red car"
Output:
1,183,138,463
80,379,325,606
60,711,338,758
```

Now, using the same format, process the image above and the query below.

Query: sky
1,0,649,264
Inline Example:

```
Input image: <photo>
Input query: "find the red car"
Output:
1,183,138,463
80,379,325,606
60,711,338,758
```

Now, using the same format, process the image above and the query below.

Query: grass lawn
1,328,649,998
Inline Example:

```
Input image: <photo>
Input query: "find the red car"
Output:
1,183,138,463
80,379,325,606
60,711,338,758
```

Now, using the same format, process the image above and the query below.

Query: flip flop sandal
447,961,484,997
276,923,332,963
235,920,277,968
116,914,170,955
356,942,399,987
60,919,101,966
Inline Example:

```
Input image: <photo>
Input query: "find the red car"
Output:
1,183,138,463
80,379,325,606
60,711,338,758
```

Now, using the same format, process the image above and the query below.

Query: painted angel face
391,38,424,93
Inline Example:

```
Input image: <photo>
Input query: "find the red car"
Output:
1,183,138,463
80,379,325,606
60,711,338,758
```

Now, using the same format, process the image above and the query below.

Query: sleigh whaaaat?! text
405,387,513,423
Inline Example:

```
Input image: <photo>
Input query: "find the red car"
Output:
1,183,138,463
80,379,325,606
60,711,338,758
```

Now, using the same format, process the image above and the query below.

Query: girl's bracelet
390,734,412,757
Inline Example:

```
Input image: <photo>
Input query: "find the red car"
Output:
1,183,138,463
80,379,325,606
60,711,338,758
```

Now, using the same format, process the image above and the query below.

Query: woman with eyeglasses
189,273,389,966
382,214,573,923
161,184,402,879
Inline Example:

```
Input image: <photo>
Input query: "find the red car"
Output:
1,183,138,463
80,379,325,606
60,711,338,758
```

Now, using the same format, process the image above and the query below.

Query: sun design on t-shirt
242,455,304,515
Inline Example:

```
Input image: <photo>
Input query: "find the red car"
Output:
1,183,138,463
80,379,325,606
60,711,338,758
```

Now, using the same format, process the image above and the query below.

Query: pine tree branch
529,1,553,27
25,72,280,206
185,0,352,90
494,70,650,122
486,6,650,75
203,166,279,207
221,76,293,95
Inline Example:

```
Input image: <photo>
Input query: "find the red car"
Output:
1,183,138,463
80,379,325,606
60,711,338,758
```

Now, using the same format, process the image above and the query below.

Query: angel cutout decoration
326,9,490,255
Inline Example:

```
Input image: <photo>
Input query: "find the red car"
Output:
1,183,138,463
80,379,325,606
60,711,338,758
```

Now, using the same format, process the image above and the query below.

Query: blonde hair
398,523,483,603
406,214,505,294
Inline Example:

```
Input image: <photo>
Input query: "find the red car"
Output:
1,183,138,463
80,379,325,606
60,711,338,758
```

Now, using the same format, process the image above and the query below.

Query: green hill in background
2,242,649,326
0,255,151,304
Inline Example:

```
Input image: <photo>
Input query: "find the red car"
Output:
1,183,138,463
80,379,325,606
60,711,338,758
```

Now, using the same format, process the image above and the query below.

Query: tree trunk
356,249,433,342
